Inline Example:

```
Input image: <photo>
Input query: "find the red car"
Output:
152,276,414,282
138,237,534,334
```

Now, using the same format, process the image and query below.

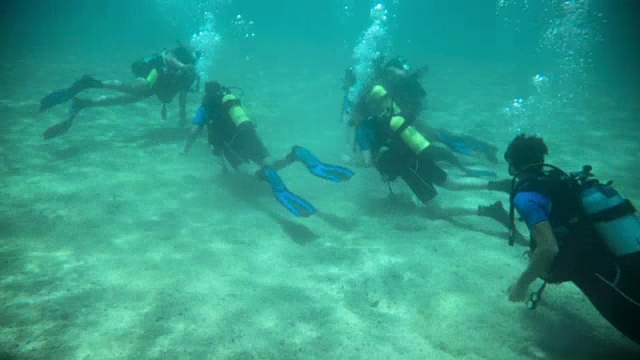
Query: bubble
370,3,387,22
497,0,602,133
232,13,256,39
532,74,549,93
343,2,392,124
190,11,222,84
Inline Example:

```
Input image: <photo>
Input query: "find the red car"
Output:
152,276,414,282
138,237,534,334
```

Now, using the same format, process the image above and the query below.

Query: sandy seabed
1,43,639,359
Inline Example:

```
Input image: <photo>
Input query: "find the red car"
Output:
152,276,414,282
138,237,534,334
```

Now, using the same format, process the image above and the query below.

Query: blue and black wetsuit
198,94,269,169
514,174,640,344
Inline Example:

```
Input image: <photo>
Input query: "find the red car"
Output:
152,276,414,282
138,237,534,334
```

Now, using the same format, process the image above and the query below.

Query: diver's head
385,57,410,72
504,134,548,176
383,57,412,79
171,44,198,66
204,81,225,96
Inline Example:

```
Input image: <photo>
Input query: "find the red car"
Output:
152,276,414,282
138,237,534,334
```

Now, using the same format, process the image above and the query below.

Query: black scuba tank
576,166,640,257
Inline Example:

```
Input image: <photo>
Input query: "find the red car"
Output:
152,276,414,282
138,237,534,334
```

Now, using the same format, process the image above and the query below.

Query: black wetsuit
359,90,448,203
202,92,269,169
131,53,196,103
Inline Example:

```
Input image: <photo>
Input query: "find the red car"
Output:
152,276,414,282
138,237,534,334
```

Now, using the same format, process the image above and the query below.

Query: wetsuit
131,53,196,103
351,85,447,203
195,93,269,169
513,174,640,344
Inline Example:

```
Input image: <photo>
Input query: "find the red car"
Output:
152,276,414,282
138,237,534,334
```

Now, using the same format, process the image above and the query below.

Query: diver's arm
510,221,559,301
520,222,559,283
509,192,557,302
182,105,208,154
102,77,152,94
183,124,204,154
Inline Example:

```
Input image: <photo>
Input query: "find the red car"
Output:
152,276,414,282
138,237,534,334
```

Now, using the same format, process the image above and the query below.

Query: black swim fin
40,89,75,113
43,98,85,140
261,167,316,217
39,75,101,112
290,146,354,182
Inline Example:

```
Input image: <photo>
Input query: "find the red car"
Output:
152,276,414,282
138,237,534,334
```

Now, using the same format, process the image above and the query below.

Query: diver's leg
75,93,151,109
487,178,513,193
101,78,153,96
426,144,496,177
441,176,487,191
266,155,294,171
425,144,466,170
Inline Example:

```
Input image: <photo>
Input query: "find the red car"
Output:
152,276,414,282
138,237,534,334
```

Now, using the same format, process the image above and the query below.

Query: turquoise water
1,0,639,359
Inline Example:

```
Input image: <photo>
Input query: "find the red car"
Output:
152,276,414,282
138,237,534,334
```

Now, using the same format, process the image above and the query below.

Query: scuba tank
205,81,252,130
388,115,430,154
221,93,251,129
367,85,430,154
574,165,640,257
369,85,401,116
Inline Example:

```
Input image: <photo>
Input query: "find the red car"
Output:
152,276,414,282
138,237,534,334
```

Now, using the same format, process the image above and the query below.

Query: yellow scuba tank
368,84,430,154
221,94,251,128
369,85,400,115
389,116,431,154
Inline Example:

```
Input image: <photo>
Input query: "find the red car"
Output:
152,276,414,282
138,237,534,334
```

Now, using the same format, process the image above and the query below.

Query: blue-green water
1,1,639,359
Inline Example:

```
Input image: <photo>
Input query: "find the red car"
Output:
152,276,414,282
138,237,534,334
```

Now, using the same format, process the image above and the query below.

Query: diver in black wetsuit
39,44,199,139
341,56,500,169
503,133,640,345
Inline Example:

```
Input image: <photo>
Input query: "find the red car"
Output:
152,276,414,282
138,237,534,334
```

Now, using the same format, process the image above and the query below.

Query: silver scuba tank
577,166,640,257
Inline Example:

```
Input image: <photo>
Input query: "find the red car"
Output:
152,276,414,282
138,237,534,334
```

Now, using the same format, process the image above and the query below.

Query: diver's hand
508,279,529,303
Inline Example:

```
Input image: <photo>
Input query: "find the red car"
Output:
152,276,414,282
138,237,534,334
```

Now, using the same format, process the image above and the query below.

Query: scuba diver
39,43,199,139
183,81,354,217
339,57,511,214
501,133,640,345
340,56,500,168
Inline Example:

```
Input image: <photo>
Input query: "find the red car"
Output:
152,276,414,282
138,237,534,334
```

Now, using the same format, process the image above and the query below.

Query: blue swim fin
436,129,499,163
39,75,101,112
261,167,316,217
290,146,354,182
